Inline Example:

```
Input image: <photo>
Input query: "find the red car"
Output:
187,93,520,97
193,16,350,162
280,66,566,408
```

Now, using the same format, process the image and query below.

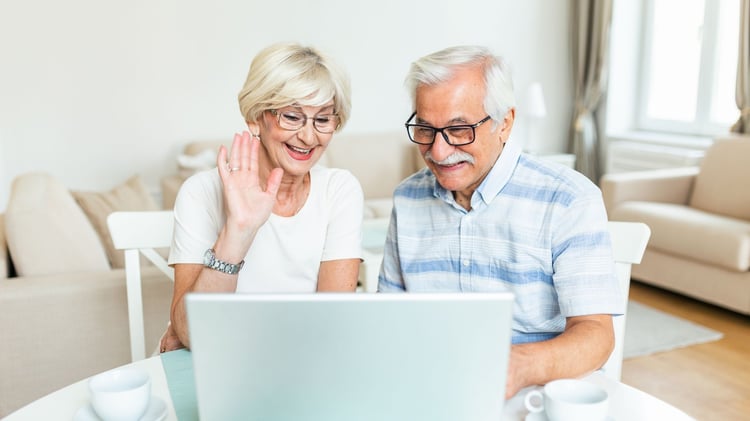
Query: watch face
203,249,214,266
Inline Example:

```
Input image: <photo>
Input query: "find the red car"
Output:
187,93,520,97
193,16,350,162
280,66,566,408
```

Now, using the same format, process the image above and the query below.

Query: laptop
186,292,514,421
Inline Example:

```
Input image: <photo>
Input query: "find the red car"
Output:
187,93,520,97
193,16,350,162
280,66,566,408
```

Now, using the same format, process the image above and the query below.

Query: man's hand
505,343,540,399
504,314,615,399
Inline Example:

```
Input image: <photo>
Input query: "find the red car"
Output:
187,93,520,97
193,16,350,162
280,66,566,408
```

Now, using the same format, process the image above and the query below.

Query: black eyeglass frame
404,112,492,146
269,109,341,134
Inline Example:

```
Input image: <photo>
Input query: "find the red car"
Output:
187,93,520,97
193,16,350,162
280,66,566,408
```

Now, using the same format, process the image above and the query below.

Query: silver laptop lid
186,292,514,421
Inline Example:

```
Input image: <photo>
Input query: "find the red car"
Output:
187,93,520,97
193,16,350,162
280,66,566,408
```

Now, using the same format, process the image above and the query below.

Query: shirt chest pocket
489,253,552,285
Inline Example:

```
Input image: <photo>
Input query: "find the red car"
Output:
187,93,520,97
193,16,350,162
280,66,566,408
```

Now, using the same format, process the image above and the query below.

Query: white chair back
601,221,651,380
107,210,175,361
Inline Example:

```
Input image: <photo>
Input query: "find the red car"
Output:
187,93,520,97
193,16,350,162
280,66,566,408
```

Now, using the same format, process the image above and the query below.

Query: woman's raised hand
217,131,283,241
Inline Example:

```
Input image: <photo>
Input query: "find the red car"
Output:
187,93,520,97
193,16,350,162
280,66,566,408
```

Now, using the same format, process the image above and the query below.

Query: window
637,0,740,136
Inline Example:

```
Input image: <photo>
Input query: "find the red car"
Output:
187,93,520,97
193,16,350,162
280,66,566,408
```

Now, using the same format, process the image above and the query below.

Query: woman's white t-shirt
168,165,364,292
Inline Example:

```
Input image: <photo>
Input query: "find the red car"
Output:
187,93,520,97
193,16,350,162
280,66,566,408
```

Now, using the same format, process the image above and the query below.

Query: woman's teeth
288,145,312,154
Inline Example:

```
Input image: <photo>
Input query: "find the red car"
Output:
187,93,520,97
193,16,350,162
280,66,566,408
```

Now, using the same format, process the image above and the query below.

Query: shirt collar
476,136,522,205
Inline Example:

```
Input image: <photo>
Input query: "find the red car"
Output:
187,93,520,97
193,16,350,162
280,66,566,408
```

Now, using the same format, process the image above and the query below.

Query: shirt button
462,260,470,267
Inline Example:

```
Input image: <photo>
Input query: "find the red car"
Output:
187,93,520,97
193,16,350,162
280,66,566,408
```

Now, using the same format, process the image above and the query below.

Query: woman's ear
246,121,260,137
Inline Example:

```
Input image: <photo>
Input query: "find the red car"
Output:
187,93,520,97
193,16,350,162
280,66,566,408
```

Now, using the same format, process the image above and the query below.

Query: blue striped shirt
378,141,621,344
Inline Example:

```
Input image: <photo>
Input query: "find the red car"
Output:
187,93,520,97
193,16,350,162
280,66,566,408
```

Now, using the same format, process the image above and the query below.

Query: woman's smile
286,143,314,160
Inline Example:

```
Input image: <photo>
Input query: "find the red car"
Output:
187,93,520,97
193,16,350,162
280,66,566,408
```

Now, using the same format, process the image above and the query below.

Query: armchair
600,136,750,315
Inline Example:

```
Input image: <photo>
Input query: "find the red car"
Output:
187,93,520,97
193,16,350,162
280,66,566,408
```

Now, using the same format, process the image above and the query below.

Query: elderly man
378,45,620,399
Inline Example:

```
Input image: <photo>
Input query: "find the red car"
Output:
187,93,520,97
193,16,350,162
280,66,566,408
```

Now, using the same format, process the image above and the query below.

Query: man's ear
500,108,516,143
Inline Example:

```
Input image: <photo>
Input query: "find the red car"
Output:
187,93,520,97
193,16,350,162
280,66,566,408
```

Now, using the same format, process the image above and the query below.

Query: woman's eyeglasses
270,109,340,134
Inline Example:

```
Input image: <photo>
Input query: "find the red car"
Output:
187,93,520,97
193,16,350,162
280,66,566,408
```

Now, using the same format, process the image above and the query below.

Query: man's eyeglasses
405,112,491,146
270,108,340,134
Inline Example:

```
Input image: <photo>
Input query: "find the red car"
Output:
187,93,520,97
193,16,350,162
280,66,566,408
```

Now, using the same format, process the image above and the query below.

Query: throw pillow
73,175,160,268
688,138,750,221
5,172,110,276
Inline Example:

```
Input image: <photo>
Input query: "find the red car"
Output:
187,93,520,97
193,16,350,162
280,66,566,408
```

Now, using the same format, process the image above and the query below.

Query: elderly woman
163,43,363,350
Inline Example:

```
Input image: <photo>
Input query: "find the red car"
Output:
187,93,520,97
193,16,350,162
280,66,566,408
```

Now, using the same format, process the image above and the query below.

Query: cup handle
524,390,544,413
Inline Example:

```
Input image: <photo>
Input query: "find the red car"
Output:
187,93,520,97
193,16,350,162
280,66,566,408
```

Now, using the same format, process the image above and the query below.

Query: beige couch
0,173,173,417
0,131,422,416
600,136,750,315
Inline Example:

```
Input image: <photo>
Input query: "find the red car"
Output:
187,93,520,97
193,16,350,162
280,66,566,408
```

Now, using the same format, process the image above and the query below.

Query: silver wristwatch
203,248,244,275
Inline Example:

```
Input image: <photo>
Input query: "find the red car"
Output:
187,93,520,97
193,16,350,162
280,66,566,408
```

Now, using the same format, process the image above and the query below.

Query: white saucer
524,411,548,421
73,396,167,421
524,413,614,421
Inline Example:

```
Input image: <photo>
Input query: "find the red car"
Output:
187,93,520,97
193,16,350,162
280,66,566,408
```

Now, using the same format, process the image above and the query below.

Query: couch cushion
178,140,227,179
324,131,420,200
689,137,750,221
0,214,8,279
611,201,750,271
5,173,110,276
0,266,172,416
73,175,160,268
182,140,228,157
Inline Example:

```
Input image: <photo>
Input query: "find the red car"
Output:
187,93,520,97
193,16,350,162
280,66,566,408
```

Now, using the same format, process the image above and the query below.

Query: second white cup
524,379,609,421
88,366,151,421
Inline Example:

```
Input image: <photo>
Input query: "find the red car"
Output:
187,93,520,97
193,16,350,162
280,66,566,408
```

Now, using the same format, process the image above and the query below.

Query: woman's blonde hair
238,43,351,131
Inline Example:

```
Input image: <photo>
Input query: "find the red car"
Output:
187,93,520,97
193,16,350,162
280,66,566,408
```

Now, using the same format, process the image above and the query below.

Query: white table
2,357,176,421
4,356,694,421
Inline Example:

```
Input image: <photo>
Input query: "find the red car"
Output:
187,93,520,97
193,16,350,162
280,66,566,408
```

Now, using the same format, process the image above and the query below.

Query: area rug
623,300,724,359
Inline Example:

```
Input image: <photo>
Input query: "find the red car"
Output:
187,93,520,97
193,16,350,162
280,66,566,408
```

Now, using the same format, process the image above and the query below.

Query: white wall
0,0,571,211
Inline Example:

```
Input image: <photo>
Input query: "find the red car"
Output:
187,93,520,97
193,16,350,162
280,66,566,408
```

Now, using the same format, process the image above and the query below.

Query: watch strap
204,248,244,275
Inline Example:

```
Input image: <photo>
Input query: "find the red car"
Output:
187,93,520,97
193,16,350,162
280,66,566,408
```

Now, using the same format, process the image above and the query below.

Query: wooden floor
622,281,750,420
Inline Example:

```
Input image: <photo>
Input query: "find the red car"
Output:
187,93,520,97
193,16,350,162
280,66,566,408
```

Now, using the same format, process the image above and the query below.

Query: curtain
731,0,750,133
569,0,613,181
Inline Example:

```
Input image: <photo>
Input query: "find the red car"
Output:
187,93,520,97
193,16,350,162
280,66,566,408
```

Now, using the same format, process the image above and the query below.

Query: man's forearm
506,315,614,398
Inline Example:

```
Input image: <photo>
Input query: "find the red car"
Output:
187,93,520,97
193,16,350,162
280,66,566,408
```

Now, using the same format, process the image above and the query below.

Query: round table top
5,355,694,421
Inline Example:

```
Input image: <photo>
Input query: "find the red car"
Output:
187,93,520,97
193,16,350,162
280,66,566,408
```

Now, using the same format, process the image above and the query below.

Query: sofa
0,131,421,416
0,173,173,417
600,136,750,315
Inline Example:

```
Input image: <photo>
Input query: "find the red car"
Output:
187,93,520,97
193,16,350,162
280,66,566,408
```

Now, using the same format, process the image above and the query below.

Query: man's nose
428,132,456,162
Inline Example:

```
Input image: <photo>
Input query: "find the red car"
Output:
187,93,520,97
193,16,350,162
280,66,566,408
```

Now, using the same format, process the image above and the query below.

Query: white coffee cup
88,366,151,421
524,379,609,421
